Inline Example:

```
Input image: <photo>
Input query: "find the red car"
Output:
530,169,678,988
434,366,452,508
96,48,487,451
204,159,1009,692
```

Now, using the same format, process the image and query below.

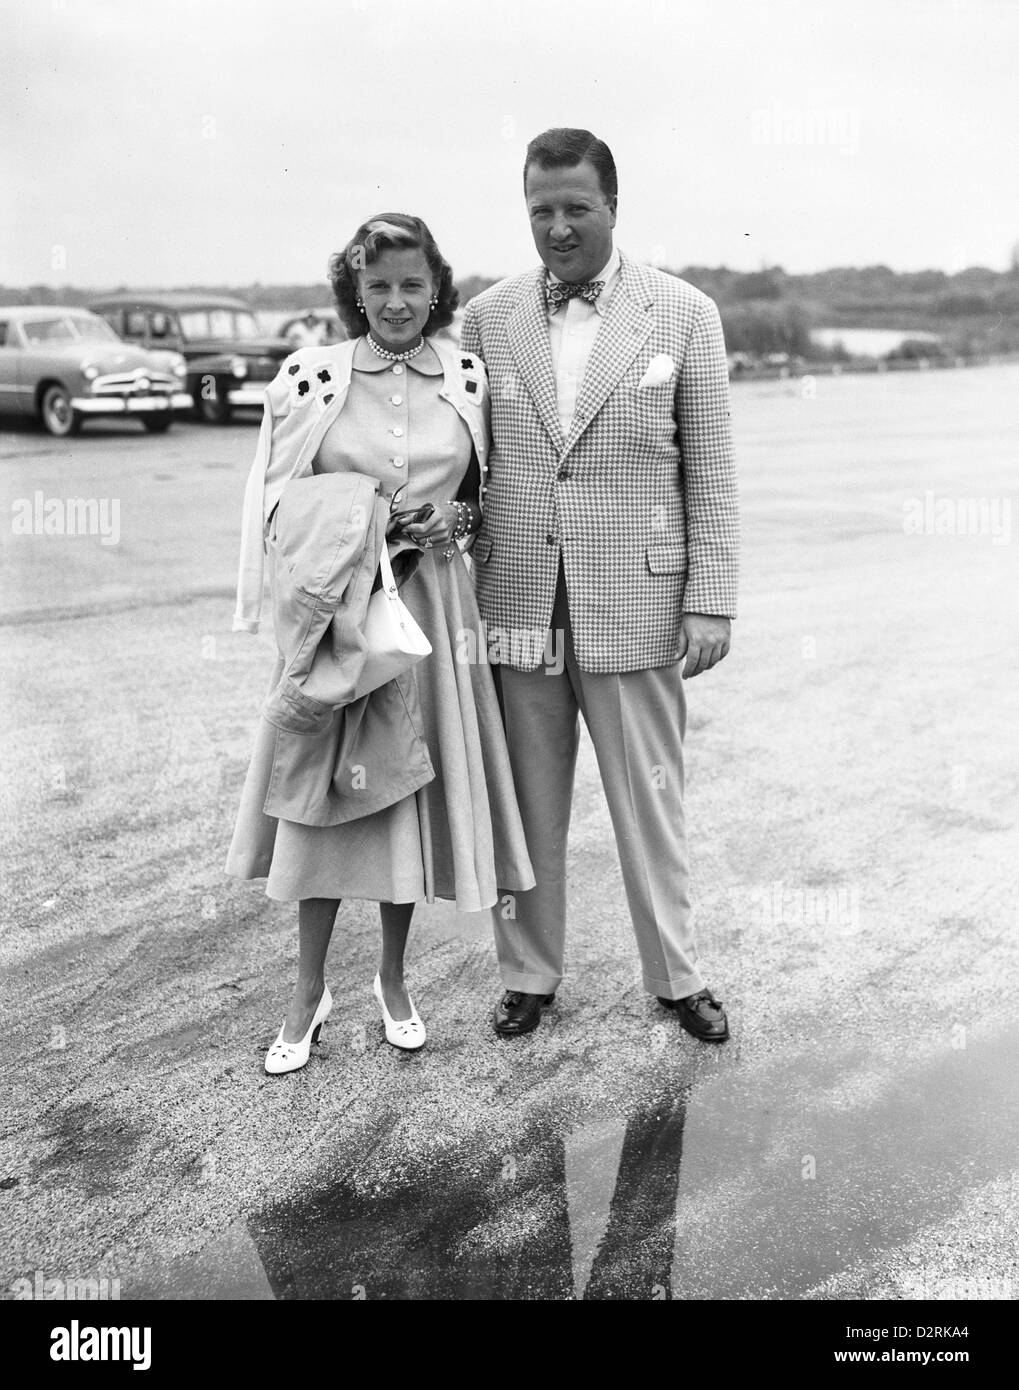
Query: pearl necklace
365,332,426,363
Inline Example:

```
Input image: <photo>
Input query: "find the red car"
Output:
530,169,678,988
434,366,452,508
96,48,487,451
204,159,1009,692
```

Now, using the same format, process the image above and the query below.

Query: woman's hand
403,501,458,550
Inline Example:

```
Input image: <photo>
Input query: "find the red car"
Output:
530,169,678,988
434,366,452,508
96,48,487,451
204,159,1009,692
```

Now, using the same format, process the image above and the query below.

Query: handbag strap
378,536,398,595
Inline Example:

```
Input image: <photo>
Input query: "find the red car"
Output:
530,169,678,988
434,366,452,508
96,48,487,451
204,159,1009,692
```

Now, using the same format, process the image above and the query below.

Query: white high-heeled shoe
373,973,426,1050
264,985,333,1075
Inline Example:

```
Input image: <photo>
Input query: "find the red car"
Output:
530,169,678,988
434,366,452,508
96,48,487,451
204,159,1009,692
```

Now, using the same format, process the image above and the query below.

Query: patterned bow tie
545,278,604,312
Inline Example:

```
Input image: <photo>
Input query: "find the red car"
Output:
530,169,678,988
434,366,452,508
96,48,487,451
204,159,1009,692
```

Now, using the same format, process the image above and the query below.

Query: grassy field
1,365,1017,1300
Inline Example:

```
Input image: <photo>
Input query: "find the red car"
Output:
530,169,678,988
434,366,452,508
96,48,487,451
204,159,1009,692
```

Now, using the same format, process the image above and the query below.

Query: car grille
91,367,178,397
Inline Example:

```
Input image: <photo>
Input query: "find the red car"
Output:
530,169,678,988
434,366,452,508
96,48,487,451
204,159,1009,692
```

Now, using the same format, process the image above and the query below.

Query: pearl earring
356,301,365,312
429,299,437,310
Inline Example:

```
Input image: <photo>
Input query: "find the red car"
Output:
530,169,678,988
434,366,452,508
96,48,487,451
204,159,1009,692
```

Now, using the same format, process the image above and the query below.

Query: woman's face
357,247,435,352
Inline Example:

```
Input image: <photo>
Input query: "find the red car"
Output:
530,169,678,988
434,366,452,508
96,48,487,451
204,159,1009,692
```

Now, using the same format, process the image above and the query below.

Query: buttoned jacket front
233,335,490,635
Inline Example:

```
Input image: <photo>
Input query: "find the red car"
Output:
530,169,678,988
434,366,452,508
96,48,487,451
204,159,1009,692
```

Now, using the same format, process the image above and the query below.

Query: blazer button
557,467,570,480
546,531,557,546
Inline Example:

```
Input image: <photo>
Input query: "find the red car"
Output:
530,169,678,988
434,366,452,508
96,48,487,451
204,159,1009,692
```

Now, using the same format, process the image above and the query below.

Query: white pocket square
638,353,676,389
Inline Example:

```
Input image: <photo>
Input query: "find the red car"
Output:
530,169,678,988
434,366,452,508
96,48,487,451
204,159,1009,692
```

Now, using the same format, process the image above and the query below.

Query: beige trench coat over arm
233,380,435,830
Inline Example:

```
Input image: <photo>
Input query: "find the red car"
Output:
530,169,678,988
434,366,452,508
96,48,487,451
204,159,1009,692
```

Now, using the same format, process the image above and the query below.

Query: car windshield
21,315,119,345
69,315,120,343
177,309,262,341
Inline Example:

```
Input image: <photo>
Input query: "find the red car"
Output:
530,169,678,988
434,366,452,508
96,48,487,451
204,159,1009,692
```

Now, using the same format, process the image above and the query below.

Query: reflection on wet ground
136,1023,1018,1299
249,1092,689,1300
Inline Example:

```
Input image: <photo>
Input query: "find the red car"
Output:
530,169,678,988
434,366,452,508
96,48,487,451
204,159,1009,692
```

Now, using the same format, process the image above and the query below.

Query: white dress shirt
547,245,621,435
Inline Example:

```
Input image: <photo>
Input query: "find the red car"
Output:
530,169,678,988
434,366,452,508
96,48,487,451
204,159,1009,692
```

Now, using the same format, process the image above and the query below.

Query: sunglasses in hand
387,502,435,540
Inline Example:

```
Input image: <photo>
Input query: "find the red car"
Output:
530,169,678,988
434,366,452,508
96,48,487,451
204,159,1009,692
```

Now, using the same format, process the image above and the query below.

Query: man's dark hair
523,128,618,201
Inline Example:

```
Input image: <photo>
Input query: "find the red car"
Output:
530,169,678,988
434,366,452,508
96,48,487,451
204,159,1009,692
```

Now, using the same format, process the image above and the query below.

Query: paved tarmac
1,366,1017,1300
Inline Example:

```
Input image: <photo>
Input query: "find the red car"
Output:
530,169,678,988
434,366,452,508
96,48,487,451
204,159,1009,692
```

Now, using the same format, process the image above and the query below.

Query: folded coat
231,369,440,833
255,469,434,827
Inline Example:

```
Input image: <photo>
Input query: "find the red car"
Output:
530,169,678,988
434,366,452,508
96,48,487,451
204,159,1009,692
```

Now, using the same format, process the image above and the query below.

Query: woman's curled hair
328,213,458,338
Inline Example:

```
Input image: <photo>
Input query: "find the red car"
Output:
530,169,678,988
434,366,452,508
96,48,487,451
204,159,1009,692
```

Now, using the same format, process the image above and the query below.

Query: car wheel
140,413,173,433
194,378,232,424
40,384,82,437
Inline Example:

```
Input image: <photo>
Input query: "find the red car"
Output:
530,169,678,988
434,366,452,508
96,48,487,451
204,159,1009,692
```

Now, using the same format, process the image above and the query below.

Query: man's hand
678,613,732,679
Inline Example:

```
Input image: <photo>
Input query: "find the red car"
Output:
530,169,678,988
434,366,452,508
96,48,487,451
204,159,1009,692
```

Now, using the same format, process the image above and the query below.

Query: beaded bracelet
447,499,471,540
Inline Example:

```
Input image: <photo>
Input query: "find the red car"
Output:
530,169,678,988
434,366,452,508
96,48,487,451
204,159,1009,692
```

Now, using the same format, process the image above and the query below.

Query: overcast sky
2,0,1017,289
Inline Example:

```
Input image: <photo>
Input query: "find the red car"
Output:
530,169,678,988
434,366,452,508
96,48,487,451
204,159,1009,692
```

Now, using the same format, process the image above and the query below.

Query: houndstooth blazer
460,250,739,674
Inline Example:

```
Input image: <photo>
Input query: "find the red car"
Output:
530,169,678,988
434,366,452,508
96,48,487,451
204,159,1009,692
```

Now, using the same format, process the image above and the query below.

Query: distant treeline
5,262,1019,357
674,264,1019,358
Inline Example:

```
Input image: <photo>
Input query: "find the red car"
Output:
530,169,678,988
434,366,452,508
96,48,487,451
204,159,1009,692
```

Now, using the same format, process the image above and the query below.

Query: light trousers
492,564,705,1000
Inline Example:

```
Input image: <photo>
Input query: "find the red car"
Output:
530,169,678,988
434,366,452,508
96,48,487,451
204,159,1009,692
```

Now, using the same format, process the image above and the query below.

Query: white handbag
351,540,432,700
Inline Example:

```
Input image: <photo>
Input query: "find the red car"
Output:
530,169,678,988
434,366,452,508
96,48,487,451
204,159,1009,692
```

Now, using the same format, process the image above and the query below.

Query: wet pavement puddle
134,1025,1018,1300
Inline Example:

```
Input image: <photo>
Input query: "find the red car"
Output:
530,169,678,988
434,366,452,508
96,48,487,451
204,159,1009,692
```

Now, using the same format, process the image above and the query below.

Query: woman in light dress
227,214,534,1072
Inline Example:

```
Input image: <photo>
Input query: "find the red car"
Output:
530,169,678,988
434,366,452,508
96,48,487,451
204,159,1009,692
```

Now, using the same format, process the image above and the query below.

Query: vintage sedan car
90,293,292,424
0,306,190,436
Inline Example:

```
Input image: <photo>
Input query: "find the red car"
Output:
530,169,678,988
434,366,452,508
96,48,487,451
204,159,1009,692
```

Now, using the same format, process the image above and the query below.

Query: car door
0,319,29,415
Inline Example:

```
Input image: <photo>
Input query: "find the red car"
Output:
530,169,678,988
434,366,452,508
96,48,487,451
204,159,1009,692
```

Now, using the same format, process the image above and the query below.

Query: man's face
525,158,617,284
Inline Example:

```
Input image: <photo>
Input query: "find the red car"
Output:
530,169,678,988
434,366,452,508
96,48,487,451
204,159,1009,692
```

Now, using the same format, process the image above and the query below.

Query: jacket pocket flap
646,543,686,574
263,678,335,735
472,534,493,562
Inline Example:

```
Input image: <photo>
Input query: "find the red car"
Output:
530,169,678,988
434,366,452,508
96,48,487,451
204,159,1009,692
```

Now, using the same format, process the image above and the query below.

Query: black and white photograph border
1,0,1016,1354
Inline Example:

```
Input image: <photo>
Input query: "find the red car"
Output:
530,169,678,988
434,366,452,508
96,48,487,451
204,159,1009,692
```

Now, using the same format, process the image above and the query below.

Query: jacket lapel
506,268,564,455
561,254,655,459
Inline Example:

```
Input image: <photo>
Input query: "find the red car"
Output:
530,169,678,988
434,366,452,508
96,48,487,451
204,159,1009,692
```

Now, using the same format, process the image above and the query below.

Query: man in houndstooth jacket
461,128,738,1043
